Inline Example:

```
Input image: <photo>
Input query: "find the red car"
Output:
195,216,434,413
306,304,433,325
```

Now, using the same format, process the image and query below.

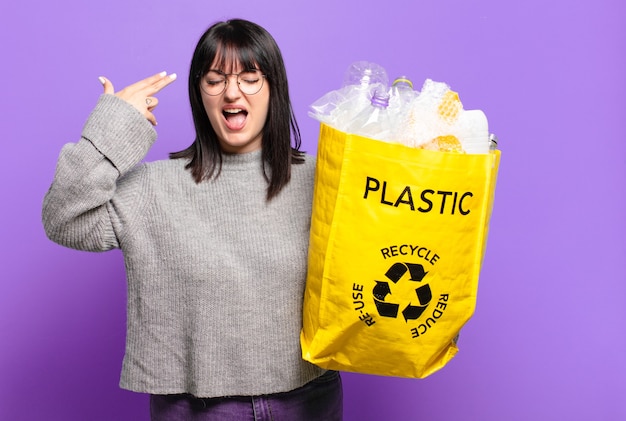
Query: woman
42,19,342,420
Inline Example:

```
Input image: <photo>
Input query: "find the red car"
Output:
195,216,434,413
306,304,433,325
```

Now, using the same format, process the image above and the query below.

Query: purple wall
2,0,625,419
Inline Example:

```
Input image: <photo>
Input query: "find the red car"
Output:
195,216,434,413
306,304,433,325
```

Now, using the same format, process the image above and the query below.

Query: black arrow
402,303,428,321
406,263,428,282
385,262,408,283
374,300,400,318
373,281,392,300
373,281,399,318
415,284,432,306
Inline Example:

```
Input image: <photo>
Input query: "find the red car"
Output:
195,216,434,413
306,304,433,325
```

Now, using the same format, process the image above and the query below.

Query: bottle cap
370,89,390,107
489,134,498,149
392,77,413,89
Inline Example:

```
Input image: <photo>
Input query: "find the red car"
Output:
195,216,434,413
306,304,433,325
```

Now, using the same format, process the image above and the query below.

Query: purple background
2,0,624,419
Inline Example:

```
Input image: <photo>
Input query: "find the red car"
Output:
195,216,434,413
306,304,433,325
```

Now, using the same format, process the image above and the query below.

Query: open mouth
223,108,248,130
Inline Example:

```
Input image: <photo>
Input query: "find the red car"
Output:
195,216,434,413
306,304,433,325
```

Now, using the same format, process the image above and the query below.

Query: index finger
135,71,170,89
147,72,177,95
128,71,177,94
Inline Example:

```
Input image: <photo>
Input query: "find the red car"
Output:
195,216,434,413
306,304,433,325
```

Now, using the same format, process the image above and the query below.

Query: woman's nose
223,75,241,99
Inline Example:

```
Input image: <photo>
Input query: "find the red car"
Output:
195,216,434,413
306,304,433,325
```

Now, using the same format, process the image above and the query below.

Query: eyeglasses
200,69,266,96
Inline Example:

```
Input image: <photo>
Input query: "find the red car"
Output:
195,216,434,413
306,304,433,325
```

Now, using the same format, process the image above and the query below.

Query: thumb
98,76,115,94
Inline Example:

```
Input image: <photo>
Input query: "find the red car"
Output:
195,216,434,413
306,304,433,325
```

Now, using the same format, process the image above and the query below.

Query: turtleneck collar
220,148,263,170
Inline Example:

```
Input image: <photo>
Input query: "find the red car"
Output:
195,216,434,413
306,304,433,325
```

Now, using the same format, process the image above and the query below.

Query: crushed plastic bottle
343,61,389,88
389,76,418,112
309,61,388,132
346,88,394,142
388,76,418,141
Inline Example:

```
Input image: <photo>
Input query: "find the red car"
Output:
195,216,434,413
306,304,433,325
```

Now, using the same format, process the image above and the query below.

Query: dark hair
170,19,304,200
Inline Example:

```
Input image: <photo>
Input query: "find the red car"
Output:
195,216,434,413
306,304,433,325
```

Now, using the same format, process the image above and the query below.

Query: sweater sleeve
42,94,156,252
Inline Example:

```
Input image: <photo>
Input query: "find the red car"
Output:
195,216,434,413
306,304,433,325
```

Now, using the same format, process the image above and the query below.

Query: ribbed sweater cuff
82,94,157,175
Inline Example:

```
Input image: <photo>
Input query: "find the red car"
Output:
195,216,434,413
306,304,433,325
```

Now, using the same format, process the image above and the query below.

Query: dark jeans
150,370,343,421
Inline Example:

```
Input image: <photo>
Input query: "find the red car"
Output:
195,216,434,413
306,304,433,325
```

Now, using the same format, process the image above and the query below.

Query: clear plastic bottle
309,61,389,131
346,88,394,142
333,62,389,131
389,76,418,112
388,76,418,140
343,61,389,88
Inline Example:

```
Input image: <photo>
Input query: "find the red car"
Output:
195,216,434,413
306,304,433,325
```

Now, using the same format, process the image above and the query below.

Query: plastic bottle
332,62,389,131
389,76,418,112
309,61,389,131
346,88,394,142
343,61,389,88
388,76,418,140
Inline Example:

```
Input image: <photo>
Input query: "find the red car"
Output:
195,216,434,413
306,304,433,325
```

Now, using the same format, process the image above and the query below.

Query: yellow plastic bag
301,123,500,378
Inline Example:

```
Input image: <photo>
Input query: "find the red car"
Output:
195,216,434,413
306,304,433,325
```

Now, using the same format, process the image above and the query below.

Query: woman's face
200,60,270,154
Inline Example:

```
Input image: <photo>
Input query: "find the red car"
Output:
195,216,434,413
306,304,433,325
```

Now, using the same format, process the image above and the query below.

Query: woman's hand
98,71,177,126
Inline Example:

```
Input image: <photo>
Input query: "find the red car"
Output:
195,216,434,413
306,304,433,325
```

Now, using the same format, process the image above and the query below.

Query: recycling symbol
373,262,432,322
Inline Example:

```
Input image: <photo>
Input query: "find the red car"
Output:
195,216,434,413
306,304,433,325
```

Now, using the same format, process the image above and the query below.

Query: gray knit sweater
42,94,324,397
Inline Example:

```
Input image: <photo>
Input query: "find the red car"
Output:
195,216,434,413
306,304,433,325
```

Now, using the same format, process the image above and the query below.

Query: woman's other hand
98,71,177,126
